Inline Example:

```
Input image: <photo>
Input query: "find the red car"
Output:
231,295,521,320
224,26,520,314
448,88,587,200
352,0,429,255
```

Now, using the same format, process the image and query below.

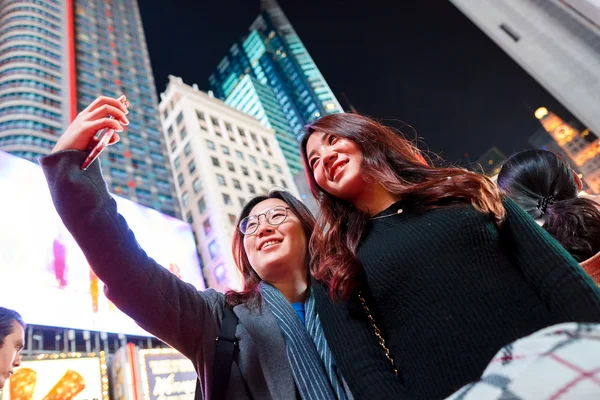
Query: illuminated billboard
0,150,206,336
138,348,196,400
1,352,109,400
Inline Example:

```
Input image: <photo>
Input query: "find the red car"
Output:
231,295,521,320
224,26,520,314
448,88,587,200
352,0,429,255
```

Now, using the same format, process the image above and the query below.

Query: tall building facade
450,0,600,138
159,76,300,291
535,107,600,194
209,0,342,176
0,0,180,217
475,146,507,177
0,0,69,161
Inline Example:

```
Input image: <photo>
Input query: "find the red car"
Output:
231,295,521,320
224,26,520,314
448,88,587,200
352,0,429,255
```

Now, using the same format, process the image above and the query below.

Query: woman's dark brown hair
0,307,24,347
226,190,316,308
300,113,505,298
498,149,600,262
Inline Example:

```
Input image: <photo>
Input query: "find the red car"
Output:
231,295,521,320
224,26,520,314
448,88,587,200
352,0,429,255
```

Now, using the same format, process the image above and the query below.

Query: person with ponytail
498,149,600,284
301,113,600,399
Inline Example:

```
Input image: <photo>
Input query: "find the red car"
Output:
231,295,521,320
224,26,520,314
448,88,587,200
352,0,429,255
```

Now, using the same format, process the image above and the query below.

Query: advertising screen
1,353,108,400
138,349,196,400
0,150,205,336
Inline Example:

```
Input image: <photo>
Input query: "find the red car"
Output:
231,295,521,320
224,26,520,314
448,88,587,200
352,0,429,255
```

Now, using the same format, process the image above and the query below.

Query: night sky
139,0,571,164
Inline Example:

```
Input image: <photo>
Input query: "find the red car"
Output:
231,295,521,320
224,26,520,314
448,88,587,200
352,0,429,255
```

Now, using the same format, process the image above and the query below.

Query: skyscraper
0,0,69,161
209,0,342,176
159,76,300,290
0,0,180,217
474,146,507,177
534,107,600,194
450,0,600,138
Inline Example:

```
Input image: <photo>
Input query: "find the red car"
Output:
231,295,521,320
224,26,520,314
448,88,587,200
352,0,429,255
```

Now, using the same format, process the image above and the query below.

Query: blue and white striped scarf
260,282,348,400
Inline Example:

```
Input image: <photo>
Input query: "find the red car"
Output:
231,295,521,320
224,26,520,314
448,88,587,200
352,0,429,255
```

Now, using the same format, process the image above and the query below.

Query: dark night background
139,0,572,164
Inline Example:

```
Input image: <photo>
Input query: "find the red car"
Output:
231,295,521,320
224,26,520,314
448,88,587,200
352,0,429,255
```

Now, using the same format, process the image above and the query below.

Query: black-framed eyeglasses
239,206,291,236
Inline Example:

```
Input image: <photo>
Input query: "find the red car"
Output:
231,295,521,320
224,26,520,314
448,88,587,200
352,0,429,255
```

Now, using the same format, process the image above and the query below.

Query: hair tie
537,195,555,214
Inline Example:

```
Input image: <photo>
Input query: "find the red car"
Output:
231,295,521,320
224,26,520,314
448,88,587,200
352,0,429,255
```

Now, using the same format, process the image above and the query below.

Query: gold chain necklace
370,208,403,220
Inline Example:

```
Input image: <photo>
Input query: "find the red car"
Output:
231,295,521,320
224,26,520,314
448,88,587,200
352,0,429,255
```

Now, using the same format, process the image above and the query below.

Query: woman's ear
572,170,584,191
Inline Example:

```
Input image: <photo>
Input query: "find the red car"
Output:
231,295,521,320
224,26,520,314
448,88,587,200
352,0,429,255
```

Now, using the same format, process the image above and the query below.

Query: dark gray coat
40,150,312,399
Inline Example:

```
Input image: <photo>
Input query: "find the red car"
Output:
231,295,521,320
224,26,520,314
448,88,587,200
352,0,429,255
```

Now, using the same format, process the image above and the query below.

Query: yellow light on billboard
534,107,548,120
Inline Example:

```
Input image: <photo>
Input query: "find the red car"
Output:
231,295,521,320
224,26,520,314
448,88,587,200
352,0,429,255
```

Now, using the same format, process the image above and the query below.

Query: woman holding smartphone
41,96,353,400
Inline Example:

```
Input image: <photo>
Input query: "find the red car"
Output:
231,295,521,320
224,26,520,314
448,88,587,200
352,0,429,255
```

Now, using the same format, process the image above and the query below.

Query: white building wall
159,76,299,291
450,0,600,135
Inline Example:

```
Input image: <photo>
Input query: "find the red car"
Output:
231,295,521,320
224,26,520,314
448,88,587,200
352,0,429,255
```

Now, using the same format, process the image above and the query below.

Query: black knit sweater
313,198,600,400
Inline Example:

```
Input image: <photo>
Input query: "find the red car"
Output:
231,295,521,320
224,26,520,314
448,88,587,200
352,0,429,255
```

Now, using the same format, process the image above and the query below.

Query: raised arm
501,197,600,321
40,96,223,361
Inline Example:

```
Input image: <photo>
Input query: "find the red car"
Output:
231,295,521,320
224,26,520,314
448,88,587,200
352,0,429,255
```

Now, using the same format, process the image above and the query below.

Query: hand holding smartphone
81,97,128,171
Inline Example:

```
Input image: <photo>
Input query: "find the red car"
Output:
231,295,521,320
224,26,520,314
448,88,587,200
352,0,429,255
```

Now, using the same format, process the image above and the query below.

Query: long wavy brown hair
300,113,505,298
226,191,316,308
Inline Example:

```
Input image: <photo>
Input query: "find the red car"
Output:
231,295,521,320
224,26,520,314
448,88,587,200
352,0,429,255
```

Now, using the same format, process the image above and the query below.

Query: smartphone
80,119,115,171
81,98,128,171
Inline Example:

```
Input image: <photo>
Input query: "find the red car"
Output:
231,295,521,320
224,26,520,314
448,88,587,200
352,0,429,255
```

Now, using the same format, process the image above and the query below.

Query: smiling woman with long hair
40,96,353,400
301,113,600,399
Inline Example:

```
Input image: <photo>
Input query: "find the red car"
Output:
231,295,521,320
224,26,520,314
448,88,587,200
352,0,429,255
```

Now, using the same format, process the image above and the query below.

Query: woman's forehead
249,198,288,215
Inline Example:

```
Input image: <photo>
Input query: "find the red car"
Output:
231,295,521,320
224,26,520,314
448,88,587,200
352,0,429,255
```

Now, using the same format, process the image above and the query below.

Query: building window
176,111,184,125
275,164,282,173
204,218,212,235
228,213,237,225
208,240,219,259
221,145,230,155
217,174,226,186
177,173,184,187
249,155,257,165
186,211,193,224
196,110,205,121
206,139,215,150
256,171,263,181
262,137,270,148
170,140,177,152
242,166,249,176
281,179,288,188
211,157,220,167
180,127,187,140
268,175,275,185
262,159,270,169
188,159,196,174
181,191,189,207
239,197,246,207
248,184,256,194
167,126,173,137
192,177,202,193
211,117,219,127
225,122,232,132
235,150,244,161
174,156,180,169
233,179,241,190
250,132,258,143
227,161,235,172
184,142,191,156
198,197,206,214
214,263,226,284
222,193,232,205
